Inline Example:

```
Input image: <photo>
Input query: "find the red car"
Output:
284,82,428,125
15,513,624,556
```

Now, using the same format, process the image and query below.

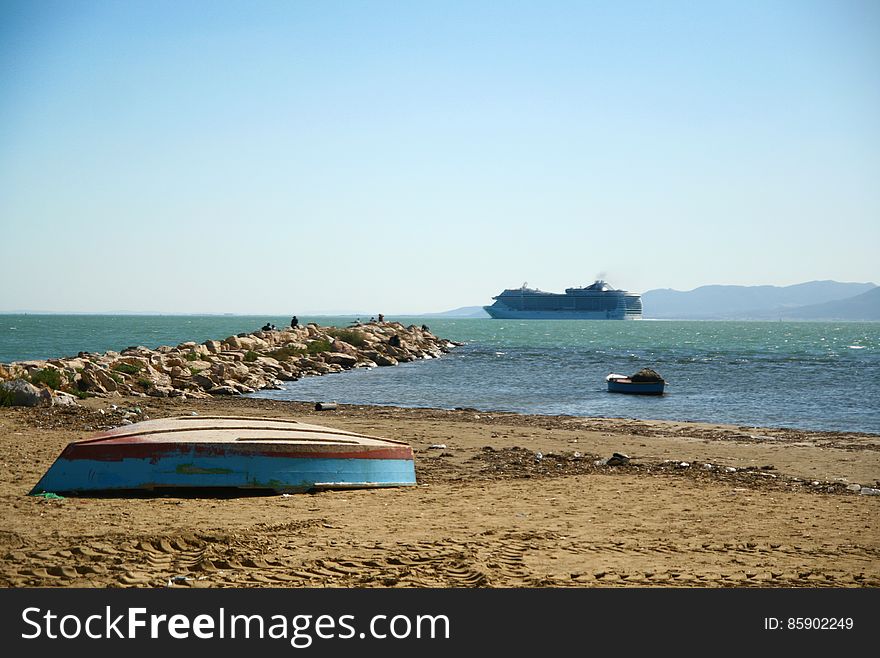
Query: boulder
325,352,358,368
0,379,50,407
204,340,223,354
80,363,118,393
208,385,240,396
367,351,398,367
330,339,358,356
51,390,79,406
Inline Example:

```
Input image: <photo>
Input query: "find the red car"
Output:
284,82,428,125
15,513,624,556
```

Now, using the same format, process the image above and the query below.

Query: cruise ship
483,280,642,320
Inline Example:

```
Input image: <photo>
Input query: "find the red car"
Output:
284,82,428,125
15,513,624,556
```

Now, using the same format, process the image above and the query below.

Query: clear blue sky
1,0,878,313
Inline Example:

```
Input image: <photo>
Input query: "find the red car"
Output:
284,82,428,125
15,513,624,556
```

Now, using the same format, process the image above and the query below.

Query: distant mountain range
426,280,879,320
642,281,878,320
419,306,489,318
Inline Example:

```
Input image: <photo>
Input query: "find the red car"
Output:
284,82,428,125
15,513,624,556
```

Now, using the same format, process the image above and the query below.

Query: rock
192,373,219,390
368,352,398,367
80,364,118,393
208,385,239,395
51,391,79,406
147,386,174,398
846,484,862,492
859,487,880,496
0,322,455,402
330,339,358,356
0,379,49,407
428,444,447,450
606,452,630,466
325,352,358,368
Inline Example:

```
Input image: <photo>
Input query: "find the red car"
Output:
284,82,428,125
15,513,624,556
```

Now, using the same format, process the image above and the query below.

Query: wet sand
1,396,878,587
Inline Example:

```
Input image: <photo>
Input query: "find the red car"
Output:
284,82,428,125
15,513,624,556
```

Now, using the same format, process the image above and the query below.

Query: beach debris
34,492,65,500
166,575,192,587
859,487,880,496
593,452,629,466
725,467,738,473
846,484,862,492
534,451,543,462
314,401,338,411
677,461,691,469
428,444,447,450
702,463,715,470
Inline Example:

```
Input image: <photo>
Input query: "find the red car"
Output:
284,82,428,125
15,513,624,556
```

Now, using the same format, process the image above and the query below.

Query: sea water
1,315,878,434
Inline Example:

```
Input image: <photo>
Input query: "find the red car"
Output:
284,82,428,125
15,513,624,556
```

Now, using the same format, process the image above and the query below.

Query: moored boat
606,368,666,395
30,416,416,496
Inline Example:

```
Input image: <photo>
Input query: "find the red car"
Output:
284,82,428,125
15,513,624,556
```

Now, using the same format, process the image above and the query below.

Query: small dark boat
30,416,416,496
606,368,666,395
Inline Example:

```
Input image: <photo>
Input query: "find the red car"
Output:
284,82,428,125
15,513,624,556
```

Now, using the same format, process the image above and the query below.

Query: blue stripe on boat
31,454,416,495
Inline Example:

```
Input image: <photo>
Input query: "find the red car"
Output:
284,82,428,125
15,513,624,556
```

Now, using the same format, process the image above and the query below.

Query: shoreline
1,395,878,588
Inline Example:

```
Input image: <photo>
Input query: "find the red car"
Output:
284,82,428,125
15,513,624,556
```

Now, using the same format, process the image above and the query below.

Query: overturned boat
30,416,416,496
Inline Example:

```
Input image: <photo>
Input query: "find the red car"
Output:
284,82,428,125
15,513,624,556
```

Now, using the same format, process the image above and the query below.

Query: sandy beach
1,395,878,588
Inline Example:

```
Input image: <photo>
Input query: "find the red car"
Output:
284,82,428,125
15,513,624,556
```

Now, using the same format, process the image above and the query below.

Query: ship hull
483,306,635,320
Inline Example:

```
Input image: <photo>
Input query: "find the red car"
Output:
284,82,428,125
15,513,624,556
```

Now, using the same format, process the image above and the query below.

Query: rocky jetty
0,322,458,406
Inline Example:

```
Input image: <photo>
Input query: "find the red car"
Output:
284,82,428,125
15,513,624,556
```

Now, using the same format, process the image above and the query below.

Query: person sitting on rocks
262,322,273,331
378,313,385,322
388,334,401,347
291,316,299,328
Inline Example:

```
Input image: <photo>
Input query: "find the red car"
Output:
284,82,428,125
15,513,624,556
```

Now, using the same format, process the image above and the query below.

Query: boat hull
30,416,417,496
607,380,665,395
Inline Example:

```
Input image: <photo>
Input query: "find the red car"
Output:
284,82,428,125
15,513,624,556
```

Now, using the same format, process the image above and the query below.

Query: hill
418,306,490,318
643,281,876,320
759,286,880,321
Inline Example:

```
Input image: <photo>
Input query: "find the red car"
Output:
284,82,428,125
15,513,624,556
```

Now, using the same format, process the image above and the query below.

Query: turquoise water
2,315,878,434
